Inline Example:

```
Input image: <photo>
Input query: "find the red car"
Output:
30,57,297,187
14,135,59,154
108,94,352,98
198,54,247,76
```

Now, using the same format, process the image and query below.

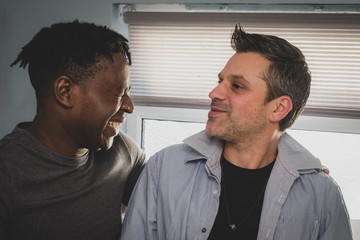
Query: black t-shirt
208,156,275,240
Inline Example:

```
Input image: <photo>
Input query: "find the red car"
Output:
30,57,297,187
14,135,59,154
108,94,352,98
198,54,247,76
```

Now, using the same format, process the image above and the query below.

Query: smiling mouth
211,106,226,112
210,100,229,112
108,121,121,129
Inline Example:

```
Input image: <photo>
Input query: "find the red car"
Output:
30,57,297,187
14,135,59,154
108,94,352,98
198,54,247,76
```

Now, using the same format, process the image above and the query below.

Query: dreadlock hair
231,24,311,131
10,20,131,103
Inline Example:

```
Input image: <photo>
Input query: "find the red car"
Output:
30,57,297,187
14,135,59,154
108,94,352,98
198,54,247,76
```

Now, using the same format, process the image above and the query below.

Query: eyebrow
218,73,250,85
217,73,223,81
231,75,250,84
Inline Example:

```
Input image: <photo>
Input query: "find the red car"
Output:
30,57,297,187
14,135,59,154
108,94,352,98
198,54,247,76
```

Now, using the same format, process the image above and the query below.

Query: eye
125,88,131,95
232,83,243,89
116,87,130,98
114,91,125,101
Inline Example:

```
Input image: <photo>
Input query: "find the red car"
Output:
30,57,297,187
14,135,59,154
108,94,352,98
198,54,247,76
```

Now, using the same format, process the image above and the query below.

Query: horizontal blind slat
128,15,360,119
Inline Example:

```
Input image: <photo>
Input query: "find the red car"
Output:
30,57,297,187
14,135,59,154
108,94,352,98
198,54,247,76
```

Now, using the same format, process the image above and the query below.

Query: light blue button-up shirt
122,131,353,240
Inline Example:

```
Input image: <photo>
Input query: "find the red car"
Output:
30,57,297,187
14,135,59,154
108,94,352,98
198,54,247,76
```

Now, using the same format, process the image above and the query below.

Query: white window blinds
124,12,360,119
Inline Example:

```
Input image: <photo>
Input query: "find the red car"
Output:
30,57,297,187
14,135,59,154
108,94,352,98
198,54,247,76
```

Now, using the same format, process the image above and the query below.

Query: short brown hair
231,24,311,131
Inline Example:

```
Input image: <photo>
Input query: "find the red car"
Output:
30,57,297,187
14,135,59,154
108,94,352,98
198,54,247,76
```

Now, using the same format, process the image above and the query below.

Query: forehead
221,52,271,78
90,54,129,87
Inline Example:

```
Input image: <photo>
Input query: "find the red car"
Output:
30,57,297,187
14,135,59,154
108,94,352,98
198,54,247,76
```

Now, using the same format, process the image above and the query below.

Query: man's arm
121,156,159,240
320,179,353,239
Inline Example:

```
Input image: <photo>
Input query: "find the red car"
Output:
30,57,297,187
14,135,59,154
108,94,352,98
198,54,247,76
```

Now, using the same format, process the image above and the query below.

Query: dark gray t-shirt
0,122,146,240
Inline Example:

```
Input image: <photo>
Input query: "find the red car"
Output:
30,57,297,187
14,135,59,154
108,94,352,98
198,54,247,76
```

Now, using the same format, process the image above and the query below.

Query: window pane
142,119,205,157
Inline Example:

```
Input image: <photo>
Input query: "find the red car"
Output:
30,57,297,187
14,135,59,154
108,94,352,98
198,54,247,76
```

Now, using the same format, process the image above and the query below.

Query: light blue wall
1,0,359,138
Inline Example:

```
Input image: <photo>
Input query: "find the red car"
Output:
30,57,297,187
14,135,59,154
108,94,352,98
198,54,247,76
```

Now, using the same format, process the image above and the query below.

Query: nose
209,82,226,100
120,93,134,114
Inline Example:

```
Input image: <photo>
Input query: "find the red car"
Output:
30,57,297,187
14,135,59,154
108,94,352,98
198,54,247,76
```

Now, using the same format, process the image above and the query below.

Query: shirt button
202,228,207,233
213,190,218,195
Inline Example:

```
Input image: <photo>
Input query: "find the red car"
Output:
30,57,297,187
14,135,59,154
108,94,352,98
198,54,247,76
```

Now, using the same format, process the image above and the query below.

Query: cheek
81,102,109,128
86,98,112,116
229,102,262,122
233,96,262,111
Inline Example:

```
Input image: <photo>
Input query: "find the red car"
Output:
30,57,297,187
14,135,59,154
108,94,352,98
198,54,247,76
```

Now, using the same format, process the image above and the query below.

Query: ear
54,76,76,108
268,96,293,123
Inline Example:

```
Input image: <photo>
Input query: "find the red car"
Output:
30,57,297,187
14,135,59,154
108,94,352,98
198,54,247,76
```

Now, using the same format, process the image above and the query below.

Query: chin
98,137,114,151
206,121,218,136
205,126,218,138
206,125,228,140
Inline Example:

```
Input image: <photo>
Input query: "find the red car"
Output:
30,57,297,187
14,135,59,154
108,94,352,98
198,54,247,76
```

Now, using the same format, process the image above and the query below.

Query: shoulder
95,131,146,168
149,143,202,165
0,128,22,150
280,170,347,218
298,170,339,190
0,125,29,163
112,131,145,158
115,130,139,148
295,170,345,208
145,143,206,180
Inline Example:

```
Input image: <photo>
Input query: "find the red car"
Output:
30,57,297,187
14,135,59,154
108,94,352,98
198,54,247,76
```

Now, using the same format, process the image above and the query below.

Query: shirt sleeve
121,155,159,240
319,178,353,239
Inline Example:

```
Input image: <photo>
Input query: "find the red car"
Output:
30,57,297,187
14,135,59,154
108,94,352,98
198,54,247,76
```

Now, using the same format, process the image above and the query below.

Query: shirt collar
277,132,322,172
183,130,223,169
183,130,322,173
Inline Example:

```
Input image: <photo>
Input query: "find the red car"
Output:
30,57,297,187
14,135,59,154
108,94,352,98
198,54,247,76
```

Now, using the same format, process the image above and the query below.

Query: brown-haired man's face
206,52,272,143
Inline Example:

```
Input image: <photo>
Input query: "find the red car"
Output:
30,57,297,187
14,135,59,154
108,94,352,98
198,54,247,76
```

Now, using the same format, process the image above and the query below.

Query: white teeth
108,121,121,128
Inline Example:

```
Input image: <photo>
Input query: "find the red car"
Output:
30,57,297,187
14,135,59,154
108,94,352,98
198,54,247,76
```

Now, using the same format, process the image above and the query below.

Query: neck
223,130,282,169
28,113,88,158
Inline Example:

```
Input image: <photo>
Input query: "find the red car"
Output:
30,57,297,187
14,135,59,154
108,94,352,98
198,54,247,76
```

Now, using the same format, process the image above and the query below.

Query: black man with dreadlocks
0,20,146,240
